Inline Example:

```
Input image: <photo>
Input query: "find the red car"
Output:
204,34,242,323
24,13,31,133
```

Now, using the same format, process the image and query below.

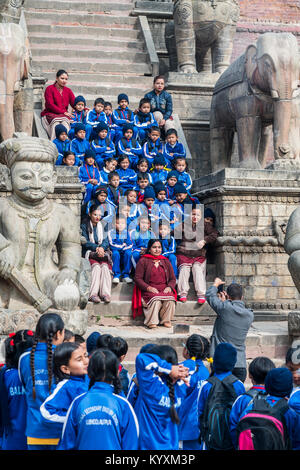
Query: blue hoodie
57,382,139,450
85,109,108,128
70,137,91,162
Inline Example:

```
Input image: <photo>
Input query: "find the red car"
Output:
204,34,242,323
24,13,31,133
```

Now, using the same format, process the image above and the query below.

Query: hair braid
47,332,54,394
166,376,180,425
112,375,122,396
30,338,38,400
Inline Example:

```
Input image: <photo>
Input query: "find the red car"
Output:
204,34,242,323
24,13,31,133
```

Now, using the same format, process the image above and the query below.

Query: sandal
147,324,158,329
163,322,172,328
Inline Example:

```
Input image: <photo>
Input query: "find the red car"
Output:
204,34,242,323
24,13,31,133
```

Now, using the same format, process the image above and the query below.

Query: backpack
236,397,291,450
200,374,238,450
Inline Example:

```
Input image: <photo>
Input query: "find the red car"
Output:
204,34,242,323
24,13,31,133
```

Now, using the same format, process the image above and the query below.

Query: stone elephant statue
210,32,300,172
0,22,33,142
165,0,240,76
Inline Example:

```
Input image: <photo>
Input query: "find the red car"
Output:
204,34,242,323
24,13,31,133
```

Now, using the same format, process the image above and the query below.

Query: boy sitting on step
112,93,137,143
85,97,108,141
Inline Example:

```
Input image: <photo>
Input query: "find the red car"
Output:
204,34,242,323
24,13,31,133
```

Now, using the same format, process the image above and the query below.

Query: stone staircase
24,0,154,109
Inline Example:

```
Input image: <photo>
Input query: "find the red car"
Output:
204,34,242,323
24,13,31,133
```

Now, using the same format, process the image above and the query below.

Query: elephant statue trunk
273,99,293,160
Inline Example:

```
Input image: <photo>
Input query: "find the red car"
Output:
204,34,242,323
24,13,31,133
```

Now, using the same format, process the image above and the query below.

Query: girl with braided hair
0,330,34,449
178,334,210,450
18,313,65,450
58,349,139,450
134,344,190,450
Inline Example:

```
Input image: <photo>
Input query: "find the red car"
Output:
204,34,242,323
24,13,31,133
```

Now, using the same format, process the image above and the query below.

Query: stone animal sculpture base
193,167,300,319
0,308,89,336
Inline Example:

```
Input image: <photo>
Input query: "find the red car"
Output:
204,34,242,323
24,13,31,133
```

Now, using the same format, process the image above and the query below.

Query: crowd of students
0,312,300,451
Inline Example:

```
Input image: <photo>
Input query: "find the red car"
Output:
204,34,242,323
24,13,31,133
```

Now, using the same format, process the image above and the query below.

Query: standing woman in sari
41,69,75,140
133,239,177,329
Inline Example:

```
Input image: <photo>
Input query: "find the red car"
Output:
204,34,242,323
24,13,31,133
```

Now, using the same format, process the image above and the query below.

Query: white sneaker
123,277,133,284
112,277,120,284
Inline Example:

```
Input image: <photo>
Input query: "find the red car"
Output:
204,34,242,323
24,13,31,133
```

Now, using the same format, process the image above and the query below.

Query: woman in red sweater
41,69,75,140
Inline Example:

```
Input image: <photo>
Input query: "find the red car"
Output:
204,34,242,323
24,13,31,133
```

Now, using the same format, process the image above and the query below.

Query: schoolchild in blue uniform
40,342,89,438
150,155,168,185
85,97,108,141
106,171,123,209
58,349,139,450
98,157,117,187
179,334,210,450
163,128,186,168
0,330,34,450
158,219,178,278
197,343,245,450
136,157,153,184
173,157,192,193
85,186,115,230
134,345,190,450
68,95,90,140
289,387,300,415
116,155,137,192
91,122,116,169
123,189,139,231
171,183,200,230
134,97,157,143
230,367,300,450
137,186,159,230
117,124,142,168
154,181,171,221
126,343,156,408
70,123,91,163
55,150,80,167
79,149,100,204
18,313,65,450
229,356,275,438
105,336,130,396
112,93,137,142
130,215,155,268
142,126,164,168
53,124,71,160
108,214,133,284
104,101,118,143
133,173,151,203
165,170,179,203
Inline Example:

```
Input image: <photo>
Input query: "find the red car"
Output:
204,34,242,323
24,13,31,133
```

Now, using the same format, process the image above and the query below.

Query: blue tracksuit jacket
79,164,100,203
85,198,115,227
178,359,210,444
0,366,28,450
163,141,186,165
117,137,142,167
142,138,164,167
144,89,173,120
134,353,189,450
91,137,116,168
40,376,89,436
289,388,300,415
106,185,123,208
68,110,88,139
230,392,300,450
85,109,107,128
150,168,169,185
116,168,137,191
127,372,138,408
53,138,71,159
70,137,91,162
18,343,62,440
57,382,139,450
134,112,157,141
112,107,135,128
176,170,193,191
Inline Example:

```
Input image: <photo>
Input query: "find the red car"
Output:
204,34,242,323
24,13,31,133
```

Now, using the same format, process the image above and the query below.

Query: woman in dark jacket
133,239,177,329
81,204,112,303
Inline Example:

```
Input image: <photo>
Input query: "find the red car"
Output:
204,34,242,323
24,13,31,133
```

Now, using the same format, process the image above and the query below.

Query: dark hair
137,172,149,181
94,97,105,106
153,75,165,84
96,334,114,349
88,348,122,395
30,313,64,399
139,97,151,108
108,171,119,182
88,203,100,215
153,345,180,425
139,215,151,224
166,128,178,138
104,157,116,165
53,342,82,382
226,283,243,300
108,337,128,359
137,158,149,169
63,151,75,159
118,155,130,166
124,188,137,197
63,329,75,342
146,239,162,254
173,157,188,171
4,330,34,369
74,334,85,344
104,101,112,108
185,334,210,361
149,126,161,134
248,356,275,384
56,69,68,78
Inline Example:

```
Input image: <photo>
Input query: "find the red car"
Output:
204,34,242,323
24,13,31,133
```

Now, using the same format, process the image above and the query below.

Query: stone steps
29,34,145,50
27,24,142,40
26,0,133,13
25,10,139,26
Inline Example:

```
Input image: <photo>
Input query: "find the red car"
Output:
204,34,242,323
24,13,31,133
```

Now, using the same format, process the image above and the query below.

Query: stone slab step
26,1,133,13
27,24,142,39
29,34,145,51
41,71,153,86
25,10,139,26
30,46,149,63
31,59,151,75
60,83,151,99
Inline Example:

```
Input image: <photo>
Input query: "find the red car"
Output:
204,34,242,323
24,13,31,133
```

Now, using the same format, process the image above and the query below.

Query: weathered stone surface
288,311,300,338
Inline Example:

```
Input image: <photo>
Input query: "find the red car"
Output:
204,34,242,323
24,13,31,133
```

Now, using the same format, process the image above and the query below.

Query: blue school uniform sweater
70,137,91,161
91,137,116,164
116,168,137,191
163,141,186,164
134,353,189,450
229,392,300,450
142,138,164,166
108,229,132,252
40,376,89,435
150,168,168,185
106,184,123,208
18,343,62,440
160,237,177,257
85,109,107,128
176,170,192,191
112,107,135,128
134,112,157,134
79,164,100,185
127,372,139,408
130,228,155,253
57,382,139,450
70,110,86,126
0,366,28,450
178,359,209,442
99,168,111,186
117,137,142,164
289,388,300,415
53,138,71,158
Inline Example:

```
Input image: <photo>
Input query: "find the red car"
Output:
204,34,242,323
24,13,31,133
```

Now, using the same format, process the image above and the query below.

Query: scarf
84,220,104,260
137,110,151,124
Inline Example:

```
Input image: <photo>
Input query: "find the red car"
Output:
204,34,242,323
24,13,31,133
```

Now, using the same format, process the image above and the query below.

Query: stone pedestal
193,167,300,319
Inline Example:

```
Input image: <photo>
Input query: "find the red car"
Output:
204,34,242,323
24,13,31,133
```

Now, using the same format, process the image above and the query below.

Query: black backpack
236,397,291,450
200,374,238,450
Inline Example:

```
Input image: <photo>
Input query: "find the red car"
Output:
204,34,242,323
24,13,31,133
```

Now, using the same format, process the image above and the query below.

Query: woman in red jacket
133,239,177,329
41,69,75,140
